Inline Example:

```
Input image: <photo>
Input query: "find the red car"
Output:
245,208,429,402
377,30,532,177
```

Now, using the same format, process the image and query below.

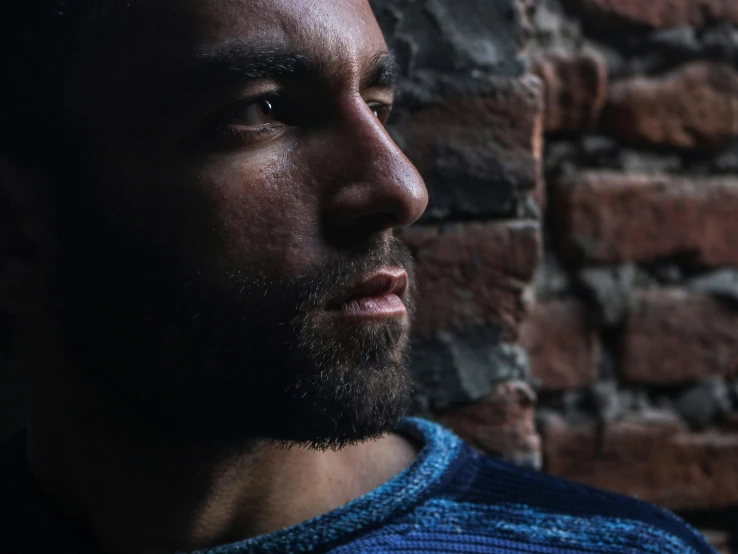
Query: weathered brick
399,221,541,340
410,333,530,412
533,52,608,133
622,290,738,385
440,380,541,468
564,0,738,30
541,409,738,511
520,299,600,390
555,171,738,266
392,76,544,221
372,0,528,78
601,62,738,150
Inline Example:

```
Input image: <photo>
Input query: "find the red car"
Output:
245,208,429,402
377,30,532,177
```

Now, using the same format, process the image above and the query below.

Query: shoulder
411,443,717,554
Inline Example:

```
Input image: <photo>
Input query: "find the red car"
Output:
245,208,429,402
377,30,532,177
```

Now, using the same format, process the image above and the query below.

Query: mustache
53,224,416,337
148,235,416,360
284,236,415,311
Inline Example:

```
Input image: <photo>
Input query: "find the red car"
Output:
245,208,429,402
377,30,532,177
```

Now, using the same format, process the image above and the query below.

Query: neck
26,366,418,554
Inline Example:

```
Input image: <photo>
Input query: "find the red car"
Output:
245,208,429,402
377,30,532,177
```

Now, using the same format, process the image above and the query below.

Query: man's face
50,0,427,448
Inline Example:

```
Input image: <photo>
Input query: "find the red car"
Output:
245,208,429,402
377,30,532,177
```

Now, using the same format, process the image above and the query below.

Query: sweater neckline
191,418,466,554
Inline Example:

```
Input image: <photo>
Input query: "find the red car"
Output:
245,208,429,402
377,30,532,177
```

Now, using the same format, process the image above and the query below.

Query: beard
50,208,416,451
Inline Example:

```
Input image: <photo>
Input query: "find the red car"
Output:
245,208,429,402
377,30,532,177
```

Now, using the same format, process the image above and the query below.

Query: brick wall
0,2,735,550
528,0,738,550
378,0,738,552
373,0,546,469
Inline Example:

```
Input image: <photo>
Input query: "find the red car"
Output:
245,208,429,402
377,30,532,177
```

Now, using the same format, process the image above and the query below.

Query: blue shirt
0,418,717,553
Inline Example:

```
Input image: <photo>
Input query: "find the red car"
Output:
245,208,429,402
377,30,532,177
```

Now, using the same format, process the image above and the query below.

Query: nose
319,99,428,241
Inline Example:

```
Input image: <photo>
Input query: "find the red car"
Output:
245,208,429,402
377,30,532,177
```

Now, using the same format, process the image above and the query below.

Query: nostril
325,212,398,247
356,212,397,233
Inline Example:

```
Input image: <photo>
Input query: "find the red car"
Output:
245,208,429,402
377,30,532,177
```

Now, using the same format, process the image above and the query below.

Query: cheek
199,156,322,274
83,143,324,277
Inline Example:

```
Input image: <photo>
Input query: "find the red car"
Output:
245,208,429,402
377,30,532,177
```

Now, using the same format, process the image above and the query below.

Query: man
0,1,718,553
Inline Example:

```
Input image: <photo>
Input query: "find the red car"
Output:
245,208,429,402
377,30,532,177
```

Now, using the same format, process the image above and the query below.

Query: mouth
327,267,409,320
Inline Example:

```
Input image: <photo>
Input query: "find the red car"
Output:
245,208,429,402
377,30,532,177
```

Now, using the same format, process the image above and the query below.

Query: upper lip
330,268,409,307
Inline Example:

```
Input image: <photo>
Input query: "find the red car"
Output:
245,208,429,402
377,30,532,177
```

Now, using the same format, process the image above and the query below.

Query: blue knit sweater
0,418,717,553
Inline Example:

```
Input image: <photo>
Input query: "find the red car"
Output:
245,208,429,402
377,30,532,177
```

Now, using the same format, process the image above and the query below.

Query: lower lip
332,293,407,320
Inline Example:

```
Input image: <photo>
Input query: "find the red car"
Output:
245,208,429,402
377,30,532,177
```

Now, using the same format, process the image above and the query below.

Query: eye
203,94,292,147
230,95,286,128
369,102,392,125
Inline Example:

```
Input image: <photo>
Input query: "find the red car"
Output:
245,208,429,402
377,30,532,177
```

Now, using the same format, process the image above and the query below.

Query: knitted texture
191,419,716,554
0,419,718,554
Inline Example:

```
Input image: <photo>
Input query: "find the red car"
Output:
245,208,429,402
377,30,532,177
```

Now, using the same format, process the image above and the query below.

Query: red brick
533,52,608,133
440,380,541,467
565,0,738,29
520,299,600,390
399,221,541,340
622,289,738,385
555,171,738,266
601,62,738,150
541,410,738,511
395,75,544,219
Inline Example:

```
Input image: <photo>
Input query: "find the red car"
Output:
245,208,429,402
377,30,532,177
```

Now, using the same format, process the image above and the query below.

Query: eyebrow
183,41,398,91
194,43,312,85
362,51,398,89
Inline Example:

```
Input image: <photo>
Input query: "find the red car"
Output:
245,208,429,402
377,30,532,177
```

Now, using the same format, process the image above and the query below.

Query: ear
0,158,56,317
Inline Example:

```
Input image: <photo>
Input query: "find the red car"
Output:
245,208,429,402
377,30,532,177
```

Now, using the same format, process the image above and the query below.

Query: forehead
120,0,386,68
66,0,389,142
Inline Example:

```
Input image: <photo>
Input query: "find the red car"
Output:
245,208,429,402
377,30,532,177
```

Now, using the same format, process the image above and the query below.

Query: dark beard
51,216,416,451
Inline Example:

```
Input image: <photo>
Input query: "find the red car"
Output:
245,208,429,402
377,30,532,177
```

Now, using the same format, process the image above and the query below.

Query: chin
221,315,413,450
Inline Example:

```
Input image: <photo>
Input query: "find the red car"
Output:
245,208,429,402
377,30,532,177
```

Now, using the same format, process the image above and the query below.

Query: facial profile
3,0,428,450
0,4,724,554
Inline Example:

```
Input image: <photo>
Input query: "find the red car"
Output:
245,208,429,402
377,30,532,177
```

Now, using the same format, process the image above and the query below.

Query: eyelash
213,123,285,142
209,95,392,145
369,103,393,124
208,94,284,142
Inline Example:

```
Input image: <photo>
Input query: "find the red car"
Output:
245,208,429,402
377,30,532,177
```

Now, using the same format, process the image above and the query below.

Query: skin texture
37,0,423,447
0,0,428,552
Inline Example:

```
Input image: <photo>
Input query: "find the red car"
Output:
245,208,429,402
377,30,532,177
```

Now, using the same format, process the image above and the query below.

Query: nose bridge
320,99,428,234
